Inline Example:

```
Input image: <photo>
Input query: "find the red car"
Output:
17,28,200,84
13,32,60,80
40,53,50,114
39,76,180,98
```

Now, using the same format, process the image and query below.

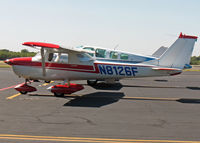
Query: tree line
190,56,200,65
0,49,36,60
0,49,200,65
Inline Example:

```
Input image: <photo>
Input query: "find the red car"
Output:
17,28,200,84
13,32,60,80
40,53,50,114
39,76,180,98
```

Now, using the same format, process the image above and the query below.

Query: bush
0,49,36,60
190,56,200,65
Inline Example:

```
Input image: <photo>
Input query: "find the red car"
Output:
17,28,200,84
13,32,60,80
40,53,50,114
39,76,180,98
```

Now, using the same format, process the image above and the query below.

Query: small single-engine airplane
4,33,198,96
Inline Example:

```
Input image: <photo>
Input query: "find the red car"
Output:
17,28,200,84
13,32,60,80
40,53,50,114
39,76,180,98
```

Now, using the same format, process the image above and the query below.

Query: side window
110,51,118,59
95,49,106,58
120,53,129,60
83,47,95,57
59,53,68,63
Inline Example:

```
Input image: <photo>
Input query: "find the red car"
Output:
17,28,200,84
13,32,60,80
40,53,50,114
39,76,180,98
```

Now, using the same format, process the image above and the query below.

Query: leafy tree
0,49,36,60
190,56,200,65
21,49,29,53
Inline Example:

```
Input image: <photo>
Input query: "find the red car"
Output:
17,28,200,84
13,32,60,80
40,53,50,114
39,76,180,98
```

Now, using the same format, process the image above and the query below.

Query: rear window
59,53,68,63
110,51,118,59
120,53,129,60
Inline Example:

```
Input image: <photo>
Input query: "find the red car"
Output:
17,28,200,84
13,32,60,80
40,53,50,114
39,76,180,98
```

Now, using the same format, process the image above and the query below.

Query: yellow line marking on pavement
0,134,199,143
39,81,54,87
6,93,21,100
70,95,179,101
122,96,179,101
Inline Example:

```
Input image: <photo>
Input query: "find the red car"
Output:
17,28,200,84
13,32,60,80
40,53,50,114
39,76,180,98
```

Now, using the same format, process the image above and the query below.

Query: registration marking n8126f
98,64,138,76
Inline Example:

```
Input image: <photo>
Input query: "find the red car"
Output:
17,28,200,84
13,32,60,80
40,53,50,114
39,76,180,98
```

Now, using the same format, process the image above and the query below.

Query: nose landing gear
14,79,37,94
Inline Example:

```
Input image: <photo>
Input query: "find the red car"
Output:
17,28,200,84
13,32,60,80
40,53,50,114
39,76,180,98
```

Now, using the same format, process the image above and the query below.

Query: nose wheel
54,92,64,97
15,79,37,94
45,80,51,83
19,91,28,94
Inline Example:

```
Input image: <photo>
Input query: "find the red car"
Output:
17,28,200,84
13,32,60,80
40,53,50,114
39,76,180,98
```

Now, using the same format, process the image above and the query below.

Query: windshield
83,47,95,57
76,45,84,49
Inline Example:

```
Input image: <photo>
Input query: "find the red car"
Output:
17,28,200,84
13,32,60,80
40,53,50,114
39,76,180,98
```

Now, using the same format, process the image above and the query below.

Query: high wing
23,42,94,54
23,42,94,76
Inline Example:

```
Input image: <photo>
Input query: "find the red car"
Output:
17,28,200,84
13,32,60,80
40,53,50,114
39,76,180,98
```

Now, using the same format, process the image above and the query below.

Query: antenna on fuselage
114,44,119,51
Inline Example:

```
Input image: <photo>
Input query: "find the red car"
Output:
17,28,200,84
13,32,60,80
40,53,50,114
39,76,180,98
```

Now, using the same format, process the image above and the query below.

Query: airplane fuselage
9,57,180,81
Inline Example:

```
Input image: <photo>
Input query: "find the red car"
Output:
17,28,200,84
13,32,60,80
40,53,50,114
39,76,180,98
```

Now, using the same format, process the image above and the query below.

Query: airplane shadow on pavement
186,86,200,90
84,82,123,90
63,92,125,107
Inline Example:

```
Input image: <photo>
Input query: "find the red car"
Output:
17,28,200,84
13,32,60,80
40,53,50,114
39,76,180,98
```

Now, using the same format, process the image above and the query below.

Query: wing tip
22,42,60,49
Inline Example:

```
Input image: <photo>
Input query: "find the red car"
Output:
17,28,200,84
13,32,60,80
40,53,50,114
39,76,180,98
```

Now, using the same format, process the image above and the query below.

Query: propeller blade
40,48,46,76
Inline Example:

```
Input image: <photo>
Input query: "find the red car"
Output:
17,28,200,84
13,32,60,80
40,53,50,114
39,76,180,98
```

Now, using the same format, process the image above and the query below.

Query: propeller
40,47,46,76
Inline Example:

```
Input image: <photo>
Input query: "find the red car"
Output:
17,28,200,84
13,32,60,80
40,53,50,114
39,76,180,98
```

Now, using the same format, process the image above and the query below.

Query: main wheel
20,91,28,94
45,80,51,83
87,80,97,86
54,92,64,97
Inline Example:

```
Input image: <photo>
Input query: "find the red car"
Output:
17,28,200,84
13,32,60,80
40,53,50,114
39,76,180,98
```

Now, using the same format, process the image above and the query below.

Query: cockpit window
95,48,106,58
110,51,118,59
83,47,95,57
76,45,84,49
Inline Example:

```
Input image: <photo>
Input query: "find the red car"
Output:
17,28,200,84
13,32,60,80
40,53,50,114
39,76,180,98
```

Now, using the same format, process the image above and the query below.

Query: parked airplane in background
4,33,198,96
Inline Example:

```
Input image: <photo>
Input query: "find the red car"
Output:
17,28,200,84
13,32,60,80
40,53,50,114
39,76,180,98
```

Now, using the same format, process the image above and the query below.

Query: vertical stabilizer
158,33,198,69
152,46,168,58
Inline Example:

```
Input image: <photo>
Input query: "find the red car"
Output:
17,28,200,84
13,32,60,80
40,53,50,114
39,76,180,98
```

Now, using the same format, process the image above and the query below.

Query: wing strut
41,48,46,76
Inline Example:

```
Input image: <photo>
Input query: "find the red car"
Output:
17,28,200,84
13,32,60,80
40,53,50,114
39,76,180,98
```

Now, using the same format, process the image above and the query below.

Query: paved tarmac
0,68,200,143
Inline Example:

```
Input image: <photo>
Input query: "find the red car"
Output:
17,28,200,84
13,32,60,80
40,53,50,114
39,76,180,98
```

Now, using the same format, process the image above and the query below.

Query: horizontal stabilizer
152,67,181,71
152,67,182,76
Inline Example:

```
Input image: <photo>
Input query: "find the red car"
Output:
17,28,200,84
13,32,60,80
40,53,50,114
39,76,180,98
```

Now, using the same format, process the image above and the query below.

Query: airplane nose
4,57,32,66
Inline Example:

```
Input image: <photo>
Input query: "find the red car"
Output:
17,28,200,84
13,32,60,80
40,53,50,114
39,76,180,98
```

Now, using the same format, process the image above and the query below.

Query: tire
45,80,51,83
87,80,97,86
20,91,28,94
54,92,64,97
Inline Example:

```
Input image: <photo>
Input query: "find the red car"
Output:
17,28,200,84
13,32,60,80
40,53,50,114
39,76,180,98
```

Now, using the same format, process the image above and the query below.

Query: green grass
0,61,11,68
183,69,200,72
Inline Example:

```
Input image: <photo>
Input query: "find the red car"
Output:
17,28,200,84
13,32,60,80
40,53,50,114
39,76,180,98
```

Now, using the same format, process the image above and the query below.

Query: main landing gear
14,79,37,94
48,80,84,97
87,80,98,86
45,80,51,83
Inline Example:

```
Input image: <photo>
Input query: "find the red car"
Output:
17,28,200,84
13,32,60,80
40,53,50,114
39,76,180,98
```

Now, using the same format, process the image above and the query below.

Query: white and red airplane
4,33,198,96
